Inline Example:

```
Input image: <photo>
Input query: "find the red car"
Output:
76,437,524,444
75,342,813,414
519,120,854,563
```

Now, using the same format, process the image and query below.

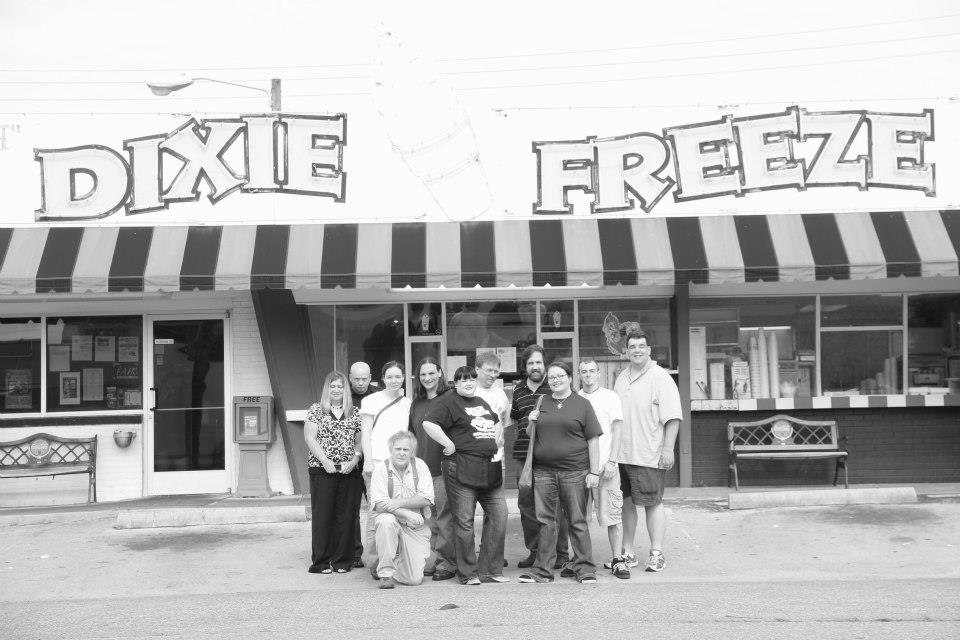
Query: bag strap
521,395,545,473
371,395,404,433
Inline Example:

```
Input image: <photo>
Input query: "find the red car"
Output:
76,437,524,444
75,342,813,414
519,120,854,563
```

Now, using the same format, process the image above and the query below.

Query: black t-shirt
409,391,448,476
350,386,374,413
533,393,602,470
423,392,499,458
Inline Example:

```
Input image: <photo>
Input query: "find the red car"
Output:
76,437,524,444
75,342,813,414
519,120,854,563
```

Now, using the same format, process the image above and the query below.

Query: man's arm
659,418,680,470
602,418,622,480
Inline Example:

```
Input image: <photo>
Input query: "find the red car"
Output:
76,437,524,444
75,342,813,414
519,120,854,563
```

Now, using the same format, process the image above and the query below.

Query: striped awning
1,211,958,295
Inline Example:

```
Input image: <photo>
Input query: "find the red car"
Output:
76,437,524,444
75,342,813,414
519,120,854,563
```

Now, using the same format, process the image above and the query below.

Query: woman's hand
362,458,374,474
527,409,540,423
321,459,337,474
339,458,358,474
442,442,456,456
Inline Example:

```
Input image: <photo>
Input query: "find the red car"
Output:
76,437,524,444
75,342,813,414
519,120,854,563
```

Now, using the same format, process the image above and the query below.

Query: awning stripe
215,225,257,291
391,223,426,289
903,211,958,277
802,213,849,280
834,211,886,280
494,220,532,288
0,228,49,295
530,219,566,287
733,215,778,282
460,221,496,288
180,226,222,291
143,226,189,292
320,224,357,289
940,211,960,272
426,222,460,288
0,228,13,274
870,211,922,278
562,218,603,286
699,216,744,284
597,218,637,286
631,217,674,286
285,224,325,290
73,227,119,293
666,217,708,285
36,227,83,293
766,215,815,282
251,225,289,290
356,223,392,289
109,227,152,292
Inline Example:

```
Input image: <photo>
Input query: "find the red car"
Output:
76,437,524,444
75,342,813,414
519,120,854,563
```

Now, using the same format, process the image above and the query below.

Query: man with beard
510,344,569,569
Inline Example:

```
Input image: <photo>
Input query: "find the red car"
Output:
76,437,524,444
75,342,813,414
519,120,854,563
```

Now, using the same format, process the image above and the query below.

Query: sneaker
378,576,396,589
518,573,554,583
517,552,537,568
623,552,639,568
480,575,510,583
645,551,665,572
610,557,631,579
432,569,456,582
553,555,570,570
462,576,481,586
577,573,598,584
559,567,576,578
423,565,436,577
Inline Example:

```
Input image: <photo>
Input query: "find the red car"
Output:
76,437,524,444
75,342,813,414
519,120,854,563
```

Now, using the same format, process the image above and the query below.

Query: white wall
229,293,294,495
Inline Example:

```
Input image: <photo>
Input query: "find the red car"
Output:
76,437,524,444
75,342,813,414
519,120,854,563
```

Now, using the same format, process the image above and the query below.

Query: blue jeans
531,467,595,579
427,473,456,573
518,482,569,558
442,457,508,581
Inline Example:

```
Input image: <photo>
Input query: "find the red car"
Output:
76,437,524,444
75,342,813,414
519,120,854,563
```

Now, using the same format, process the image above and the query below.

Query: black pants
309,466,363,571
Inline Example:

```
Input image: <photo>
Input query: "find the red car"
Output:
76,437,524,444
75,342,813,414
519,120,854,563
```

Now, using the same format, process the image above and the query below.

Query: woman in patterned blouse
305,370,363,574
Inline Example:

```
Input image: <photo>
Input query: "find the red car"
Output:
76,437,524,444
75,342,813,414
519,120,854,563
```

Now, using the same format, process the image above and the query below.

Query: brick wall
691,408,960,487
230,293,294,495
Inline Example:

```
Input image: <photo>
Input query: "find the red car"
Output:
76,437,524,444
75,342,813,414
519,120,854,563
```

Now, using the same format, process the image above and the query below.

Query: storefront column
674,283,693,487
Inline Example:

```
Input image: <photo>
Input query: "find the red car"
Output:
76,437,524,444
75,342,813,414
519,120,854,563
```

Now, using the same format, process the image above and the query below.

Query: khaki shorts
591,466,623,527
621,464,666,507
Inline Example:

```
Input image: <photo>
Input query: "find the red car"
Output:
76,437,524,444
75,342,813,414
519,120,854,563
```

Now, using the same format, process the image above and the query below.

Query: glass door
145,318,229,495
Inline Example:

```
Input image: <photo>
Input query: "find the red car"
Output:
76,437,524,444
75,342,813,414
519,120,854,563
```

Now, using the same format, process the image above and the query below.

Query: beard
527,369,544,383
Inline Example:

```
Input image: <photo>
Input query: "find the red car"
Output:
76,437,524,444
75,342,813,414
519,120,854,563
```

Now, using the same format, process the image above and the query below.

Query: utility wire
2,11,959,73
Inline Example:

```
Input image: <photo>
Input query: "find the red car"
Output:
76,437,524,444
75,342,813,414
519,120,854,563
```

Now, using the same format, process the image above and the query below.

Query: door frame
143,312,233,497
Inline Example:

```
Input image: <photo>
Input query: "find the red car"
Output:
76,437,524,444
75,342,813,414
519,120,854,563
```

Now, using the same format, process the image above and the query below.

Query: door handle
149,386,157,412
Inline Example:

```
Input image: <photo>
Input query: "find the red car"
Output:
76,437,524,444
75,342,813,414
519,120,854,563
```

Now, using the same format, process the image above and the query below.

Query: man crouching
368,430,435,588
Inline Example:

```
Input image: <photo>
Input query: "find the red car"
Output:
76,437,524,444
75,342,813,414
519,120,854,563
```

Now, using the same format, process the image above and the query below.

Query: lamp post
147,77,281,111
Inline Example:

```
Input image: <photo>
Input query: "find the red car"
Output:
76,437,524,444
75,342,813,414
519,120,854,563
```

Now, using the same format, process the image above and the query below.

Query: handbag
455,452,503,490
518,395,544,490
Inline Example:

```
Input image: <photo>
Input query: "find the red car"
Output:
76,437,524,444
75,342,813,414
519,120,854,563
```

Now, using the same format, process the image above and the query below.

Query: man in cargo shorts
613,330,682,573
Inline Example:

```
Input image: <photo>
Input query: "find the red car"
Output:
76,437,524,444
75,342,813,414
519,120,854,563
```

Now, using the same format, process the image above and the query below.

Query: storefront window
333,305,405,381
690,298,815,400
820,295,904,395
907,293,960,392
46,316,143,412
0,318,42,413
578,299,673,389
445,301,538,381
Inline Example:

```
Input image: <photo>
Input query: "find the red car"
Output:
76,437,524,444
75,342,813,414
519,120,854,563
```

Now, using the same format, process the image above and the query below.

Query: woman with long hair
408,356,456,579
305,370,363,574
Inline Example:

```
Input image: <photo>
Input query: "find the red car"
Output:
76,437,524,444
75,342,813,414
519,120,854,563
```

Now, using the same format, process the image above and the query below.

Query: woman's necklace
554,393,572,409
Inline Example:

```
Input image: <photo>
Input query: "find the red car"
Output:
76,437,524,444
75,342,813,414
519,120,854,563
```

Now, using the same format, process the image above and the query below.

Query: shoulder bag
517,395,544,490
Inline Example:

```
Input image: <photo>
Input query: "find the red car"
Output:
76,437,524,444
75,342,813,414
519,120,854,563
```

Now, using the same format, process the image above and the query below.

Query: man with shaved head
348,361,375,568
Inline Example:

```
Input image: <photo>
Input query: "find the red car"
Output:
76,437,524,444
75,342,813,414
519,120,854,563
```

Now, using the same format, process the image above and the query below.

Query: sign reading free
34,114,346,221
532,106,935,215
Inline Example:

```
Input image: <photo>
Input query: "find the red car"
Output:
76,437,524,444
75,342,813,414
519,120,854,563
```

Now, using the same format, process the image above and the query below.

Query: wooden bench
0,433,98,502
728,414,848,491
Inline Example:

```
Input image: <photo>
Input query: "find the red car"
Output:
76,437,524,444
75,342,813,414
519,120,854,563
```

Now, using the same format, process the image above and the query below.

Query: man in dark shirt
510,345,569,569
348,361,374,567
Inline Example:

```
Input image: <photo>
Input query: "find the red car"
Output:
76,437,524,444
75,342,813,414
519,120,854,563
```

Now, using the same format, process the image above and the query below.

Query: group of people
303,330,682,589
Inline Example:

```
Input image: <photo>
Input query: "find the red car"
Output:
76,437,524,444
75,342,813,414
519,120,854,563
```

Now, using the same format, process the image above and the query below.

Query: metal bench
728,414,848,491
0,433,98,502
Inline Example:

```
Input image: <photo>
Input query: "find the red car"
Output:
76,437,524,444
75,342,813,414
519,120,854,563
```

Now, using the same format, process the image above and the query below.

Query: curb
728,486,918,510
115,506,308,529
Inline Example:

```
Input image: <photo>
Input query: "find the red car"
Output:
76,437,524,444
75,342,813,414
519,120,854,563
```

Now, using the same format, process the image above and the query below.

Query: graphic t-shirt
532,392,603,471
423,392,499,459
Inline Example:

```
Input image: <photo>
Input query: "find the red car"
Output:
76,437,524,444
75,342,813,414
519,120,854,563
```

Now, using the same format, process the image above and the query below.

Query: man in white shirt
474,351,508,461
578,358,630,579
368,431,434,588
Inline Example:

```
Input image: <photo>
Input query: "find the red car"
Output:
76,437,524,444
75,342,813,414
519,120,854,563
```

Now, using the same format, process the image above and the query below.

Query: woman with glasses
518,361,602,584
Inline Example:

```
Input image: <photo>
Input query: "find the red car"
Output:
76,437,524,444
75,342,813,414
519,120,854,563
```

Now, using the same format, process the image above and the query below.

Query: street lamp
146,77,281,111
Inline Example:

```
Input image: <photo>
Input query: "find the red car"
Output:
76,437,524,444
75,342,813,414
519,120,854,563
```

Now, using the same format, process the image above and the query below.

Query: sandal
335,567,349,574
319,567,333,575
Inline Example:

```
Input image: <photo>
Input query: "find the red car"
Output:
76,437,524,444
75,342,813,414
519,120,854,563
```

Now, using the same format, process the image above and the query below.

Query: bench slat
735,451,848,460
0,465,94,478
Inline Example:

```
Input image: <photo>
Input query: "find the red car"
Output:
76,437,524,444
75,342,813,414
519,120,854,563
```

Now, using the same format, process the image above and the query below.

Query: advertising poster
94,336,115,362
117,337,139,362
71,335,93,361
59,372,80,406
49,345,70,372
4,369,33,410
82,368,104,401
496,347,518,373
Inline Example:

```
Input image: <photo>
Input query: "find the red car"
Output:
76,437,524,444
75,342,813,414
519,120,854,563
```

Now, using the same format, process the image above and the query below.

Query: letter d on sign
35,145,130,221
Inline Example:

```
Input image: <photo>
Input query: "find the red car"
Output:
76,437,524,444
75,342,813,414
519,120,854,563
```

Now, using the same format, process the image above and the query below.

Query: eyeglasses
547,374,569,382
628,344,651,351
